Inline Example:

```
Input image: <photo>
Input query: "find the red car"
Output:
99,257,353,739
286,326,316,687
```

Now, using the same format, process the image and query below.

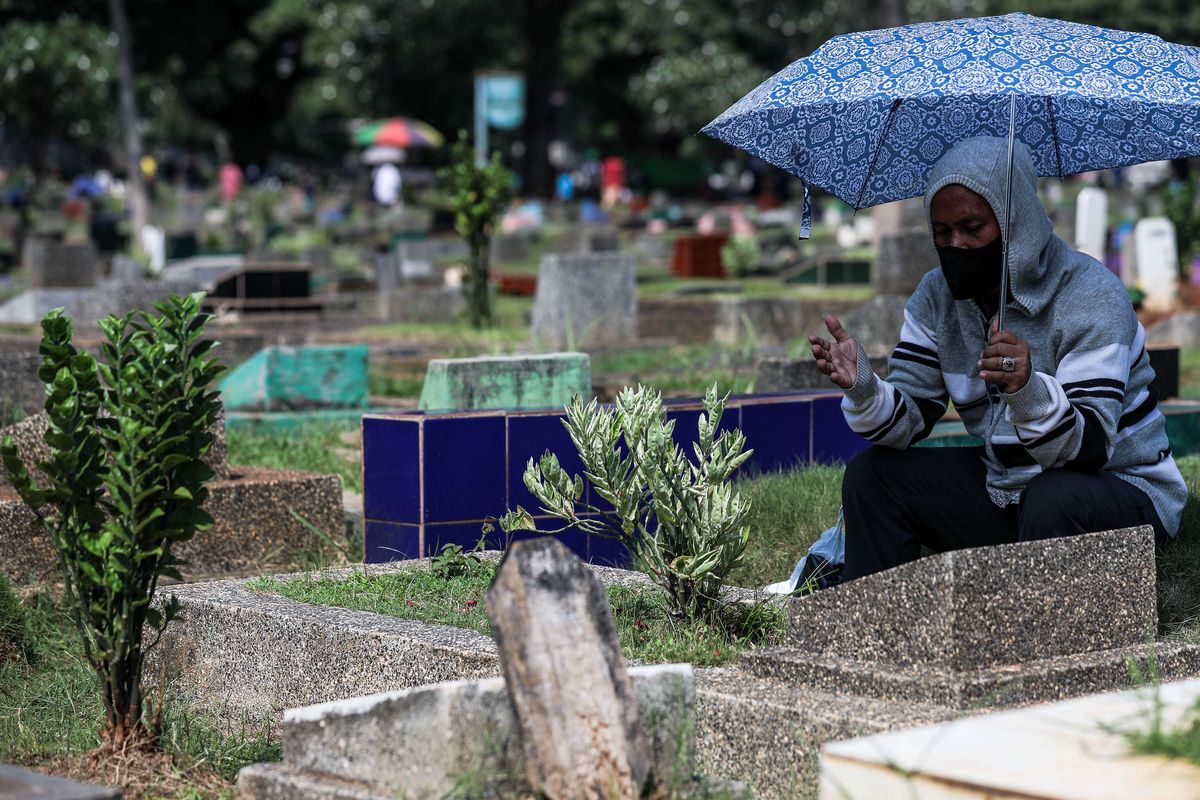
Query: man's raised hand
808,313,859,390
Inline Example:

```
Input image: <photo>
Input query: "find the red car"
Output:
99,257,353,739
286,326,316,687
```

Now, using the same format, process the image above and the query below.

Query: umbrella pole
998,94,1016,333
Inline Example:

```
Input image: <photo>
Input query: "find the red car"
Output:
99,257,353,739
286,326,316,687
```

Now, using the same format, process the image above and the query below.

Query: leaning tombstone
487,537,651,800
530,253,636,349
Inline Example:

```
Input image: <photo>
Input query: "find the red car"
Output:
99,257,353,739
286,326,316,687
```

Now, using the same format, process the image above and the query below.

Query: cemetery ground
5,440,1200,798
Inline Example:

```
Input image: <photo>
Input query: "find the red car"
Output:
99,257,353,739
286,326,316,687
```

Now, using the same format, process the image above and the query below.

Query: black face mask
936,235,1004,301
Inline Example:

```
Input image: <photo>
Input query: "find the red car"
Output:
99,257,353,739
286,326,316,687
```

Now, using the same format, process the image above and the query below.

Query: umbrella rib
1045,95,1064,179
855,98,903,210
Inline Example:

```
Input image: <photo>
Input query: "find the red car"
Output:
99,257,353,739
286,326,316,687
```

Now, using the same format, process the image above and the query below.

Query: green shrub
500,384,753,621
0,293,224,748
720,234,762,278
438,130,514,328
0,573,33,664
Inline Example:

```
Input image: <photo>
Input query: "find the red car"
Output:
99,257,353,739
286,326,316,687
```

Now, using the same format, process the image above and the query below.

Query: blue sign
479,73,524,131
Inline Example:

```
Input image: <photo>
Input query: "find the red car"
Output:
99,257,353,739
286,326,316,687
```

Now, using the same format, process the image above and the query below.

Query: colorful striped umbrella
353,118,444,149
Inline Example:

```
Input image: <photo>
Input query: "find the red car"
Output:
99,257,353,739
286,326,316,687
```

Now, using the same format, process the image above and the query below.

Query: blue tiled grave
361,390,863,568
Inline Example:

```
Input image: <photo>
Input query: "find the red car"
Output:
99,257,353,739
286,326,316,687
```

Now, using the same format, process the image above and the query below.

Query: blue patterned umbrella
702,13,1200,238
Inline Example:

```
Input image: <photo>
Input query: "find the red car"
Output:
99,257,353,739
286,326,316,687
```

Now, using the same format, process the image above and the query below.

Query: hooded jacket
841,136,1188,536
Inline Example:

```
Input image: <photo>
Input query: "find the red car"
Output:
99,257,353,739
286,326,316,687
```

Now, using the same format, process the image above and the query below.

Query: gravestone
872,197,935,297
24,240,97,289
1075,186,1108,263
487,537,651,799
742,527,1200,710
874,231,937,295
237,665,696,799
418,352,591,412
0,764,120,799
219,345,369,412
492,233,531,262
1126,217,1179,313
671,234,727,278
0,351,51,423
110,256,144,283
531,253,636,349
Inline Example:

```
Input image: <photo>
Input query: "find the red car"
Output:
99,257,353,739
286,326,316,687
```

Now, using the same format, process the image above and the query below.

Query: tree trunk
522,0,570,198
107,0,148,250
468,237,493,328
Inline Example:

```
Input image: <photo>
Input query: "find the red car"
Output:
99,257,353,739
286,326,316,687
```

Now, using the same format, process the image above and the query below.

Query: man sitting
809,137,1187,581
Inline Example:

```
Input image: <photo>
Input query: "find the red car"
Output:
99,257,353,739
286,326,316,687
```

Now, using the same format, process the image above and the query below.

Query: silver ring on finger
1001,356,1016,373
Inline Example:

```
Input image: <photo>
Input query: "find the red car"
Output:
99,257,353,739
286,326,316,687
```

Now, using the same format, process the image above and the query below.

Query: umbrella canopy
354,117,444,149
702,13,1200,231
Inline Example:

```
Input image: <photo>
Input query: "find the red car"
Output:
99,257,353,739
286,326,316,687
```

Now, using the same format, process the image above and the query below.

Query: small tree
0,293,224,748
439,130,515,328
500,385,753,621
1163,179,1200,281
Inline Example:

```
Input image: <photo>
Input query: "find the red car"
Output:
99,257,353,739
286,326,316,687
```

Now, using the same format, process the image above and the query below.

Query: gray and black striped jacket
842,137,1187,536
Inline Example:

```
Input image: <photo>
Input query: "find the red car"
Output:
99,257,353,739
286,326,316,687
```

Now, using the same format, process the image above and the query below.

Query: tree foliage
0,15,115,171
0,294,224,748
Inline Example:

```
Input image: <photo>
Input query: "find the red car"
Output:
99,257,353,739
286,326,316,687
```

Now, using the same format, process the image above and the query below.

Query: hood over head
923,136,1060,317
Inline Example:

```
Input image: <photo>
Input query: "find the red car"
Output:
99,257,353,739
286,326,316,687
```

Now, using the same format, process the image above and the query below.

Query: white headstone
140,225,165,275
1128,217,1178,313
1074,187,1108,263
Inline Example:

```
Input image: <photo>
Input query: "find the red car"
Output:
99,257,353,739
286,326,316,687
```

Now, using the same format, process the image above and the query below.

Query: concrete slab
819,677,1200,800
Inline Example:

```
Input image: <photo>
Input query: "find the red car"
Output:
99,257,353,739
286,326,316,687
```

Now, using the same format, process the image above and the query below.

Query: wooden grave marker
486,537,651,800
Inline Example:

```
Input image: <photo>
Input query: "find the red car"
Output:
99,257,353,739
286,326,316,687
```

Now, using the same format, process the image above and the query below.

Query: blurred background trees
0,0,1196,196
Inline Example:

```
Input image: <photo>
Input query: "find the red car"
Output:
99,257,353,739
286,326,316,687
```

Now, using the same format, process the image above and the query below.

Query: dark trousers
842,446,1167,581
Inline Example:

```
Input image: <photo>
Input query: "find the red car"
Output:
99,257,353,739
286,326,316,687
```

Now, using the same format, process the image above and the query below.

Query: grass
361,295,532,357
731,464,846,588
250,561,785,668
226,422,362,493
592,345,759,397
0,592,279,799
1182,348,1200,399
1125,690,1200,768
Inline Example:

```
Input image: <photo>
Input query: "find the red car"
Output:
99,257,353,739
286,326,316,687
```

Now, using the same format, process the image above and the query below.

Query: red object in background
601,156,626,191
671,234,729,278
494,273,537,296
62,198,87,219
755,191,781,210
220,162,244,202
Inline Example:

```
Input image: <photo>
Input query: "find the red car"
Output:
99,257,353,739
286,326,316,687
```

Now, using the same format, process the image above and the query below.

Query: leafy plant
500,384,753,621
721,234,762,278
0,293,224,748
438,130,515,328
430,536,489,580
1163,179,1200,280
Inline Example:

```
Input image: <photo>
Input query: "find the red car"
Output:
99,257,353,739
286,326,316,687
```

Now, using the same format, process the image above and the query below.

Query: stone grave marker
1122,217,1179,313
0,764,120,799
492,233,531,262
531,253,636,349
487,537,651,799
24,240,98,289
418,352,591,412
743,527,1200,710
1075,186,1108,263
